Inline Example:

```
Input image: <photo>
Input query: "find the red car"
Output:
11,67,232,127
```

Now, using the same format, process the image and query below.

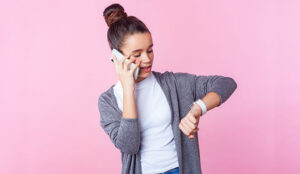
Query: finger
123,54,136,69
179,123,186,135
120,54,130,68
179,123,190,136
129,59,141,73
192,127,199,132
188,127,199,139
179,123,189,135
124,56,137,70
188,134,194,139
185,115,197,130
181,120,193,135
190,127,199,135
187,113,197,124
188,128,199,138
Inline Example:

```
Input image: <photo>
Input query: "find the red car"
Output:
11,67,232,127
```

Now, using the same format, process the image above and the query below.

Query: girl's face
120,32,154,83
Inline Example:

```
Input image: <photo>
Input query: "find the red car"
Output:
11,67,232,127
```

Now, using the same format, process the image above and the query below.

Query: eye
134,50,153,57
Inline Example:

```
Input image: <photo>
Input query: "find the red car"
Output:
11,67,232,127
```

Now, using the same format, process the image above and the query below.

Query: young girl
98,3,237,174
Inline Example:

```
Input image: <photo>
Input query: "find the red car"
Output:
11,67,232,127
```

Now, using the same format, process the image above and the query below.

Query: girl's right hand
112,53,141,91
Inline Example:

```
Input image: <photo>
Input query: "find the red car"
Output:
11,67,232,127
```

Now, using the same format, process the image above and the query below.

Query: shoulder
153,70,195,77
152,70,194,80
98,85,115,109
152,70,197,86
152,70,173,79
155,70,196,82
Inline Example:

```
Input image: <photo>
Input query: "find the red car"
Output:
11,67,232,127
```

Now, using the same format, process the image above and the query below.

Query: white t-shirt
113,71,179,174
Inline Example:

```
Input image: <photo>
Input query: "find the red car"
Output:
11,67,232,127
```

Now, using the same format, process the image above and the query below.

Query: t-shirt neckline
135,71,154,90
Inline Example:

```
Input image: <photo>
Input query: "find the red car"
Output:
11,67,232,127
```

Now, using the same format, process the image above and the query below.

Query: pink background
1,0,299,173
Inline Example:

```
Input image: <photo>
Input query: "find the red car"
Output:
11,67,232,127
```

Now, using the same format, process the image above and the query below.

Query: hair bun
103,3,127,27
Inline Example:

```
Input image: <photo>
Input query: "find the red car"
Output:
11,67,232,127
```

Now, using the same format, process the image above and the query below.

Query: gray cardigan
98,71,237,174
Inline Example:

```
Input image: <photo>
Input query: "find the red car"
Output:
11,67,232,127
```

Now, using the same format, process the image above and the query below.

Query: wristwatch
189,99,207,116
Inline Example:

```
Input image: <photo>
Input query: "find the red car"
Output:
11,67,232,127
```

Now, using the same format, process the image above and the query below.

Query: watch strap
195,99,207,116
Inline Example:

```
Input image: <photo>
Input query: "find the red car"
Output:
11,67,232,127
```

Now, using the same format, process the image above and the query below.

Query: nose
140,54,151,63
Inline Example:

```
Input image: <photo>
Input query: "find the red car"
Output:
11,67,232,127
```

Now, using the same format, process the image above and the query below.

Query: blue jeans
157,167,180,174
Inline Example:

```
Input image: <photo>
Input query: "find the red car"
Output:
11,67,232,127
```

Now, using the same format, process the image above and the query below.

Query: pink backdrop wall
1,0,299,173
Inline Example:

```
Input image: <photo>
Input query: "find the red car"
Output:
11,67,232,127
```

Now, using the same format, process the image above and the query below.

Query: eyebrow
131,43,153,53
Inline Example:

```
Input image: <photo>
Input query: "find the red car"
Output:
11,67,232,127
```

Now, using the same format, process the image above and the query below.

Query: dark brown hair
103,3,151,54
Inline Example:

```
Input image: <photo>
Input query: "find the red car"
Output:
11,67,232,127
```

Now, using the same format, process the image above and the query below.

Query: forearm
122,88,138,119
98,91,140,154
192,91,221,116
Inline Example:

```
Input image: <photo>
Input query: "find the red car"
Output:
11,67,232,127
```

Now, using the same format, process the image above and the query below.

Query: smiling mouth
140,66,152,72
140,66,151,69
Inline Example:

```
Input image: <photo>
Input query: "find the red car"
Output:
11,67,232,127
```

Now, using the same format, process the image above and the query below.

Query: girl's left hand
179,104,202,139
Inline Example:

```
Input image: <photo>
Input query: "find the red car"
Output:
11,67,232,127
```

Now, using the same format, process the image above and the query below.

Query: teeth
142,66,151,69
141,66,150,70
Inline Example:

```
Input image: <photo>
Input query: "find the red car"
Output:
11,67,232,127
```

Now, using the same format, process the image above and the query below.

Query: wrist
123,87,135,93
191,103,202,116
195,99,207,116
121,81,135,91
189,99,207,117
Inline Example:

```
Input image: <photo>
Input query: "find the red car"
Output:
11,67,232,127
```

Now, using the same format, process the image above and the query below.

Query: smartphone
110,48,140,80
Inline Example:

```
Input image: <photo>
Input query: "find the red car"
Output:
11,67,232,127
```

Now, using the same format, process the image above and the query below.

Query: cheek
133,58,140,64
149,54,154,61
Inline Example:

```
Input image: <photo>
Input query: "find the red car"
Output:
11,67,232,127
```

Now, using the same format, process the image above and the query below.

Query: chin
141,71,151,77
136,72,151,82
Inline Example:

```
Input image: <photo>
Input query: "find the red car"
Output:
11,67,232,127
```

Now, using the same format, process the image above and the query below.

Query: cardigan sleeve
173,72,237,107
98,93,141,154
